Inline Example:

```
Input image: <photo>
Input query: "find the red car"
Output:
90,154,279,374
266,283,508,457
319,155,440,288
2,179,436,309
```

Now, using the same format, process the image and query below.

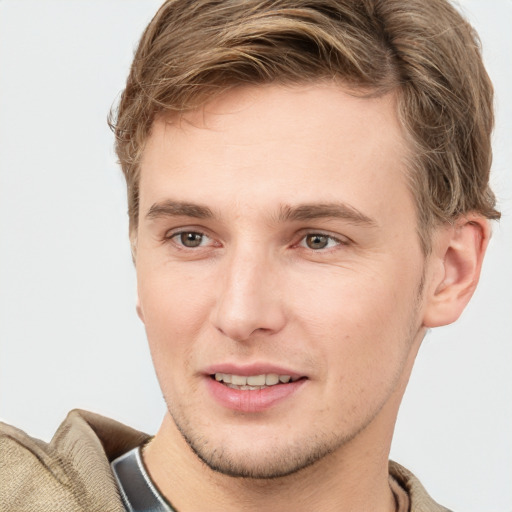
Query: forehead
139,83,413,225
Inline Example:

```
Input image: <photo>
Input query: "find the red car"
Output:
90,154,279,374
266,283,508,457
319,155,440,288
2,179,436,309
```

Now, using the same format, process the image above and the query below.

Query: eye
300,233,342,250
172,231,209,248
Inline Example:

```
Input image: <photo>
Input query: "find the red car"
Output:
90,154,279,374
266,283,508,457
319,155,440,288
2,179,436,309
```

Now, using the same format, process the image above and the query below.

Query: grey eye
305,234,329,250
179,232,204,247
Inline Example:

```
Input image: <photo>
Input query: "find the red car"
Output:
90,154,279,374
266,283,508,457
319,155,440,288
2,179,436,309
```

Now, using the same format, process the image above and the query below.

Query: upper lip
203,362,305,379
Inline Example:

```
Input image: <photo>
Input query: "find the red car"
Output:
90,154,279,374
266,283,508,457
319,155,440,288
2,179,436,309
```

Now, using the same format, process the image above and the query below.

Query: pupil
307,234,328,249
181,232,202,247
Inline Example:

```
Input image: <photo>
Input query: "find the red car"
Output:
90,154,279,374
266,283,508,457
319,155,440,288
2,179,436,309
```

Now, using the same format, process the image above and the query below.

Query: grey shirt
112,447,175,512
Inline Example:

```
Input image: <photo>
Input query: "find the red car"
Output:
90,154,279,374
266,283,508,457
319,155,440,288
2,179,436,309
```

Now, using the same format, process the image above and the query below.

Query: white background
0,1,510,511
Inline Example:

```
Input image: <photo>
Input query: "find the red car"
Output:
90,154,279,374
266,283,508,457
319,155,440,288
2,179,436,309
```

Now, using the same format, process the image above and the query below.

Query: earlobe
136,292,145,324
423,216,491,328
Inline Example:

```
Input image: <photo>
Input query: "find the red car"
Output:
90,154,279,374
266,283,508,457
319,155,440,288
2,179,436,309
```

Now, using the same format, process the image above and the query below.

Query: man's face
136,84,428,478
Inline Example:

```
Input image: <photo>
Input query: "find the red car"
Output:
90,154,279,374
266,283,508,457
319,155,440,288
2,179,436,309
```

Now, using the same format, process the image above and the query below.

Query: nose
211,246,287,342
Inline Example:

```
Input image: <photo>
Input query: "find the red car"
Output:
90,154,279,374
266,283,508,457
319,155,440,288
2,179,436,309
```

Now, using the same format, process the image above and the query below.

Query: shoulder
389,460,453,512
0,409,150,512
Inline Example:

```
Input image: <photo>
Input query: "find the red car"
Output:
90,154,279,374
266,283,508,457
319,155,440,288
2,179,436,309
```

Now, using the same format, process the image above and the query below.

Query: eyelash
166,230,215,249
296,233,346,251
165,229,349,252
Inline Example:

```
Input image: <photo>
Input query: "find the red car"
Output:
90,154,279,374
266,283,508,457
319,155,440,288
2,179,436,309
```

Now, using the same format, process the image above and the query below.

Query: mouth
204,363,308,412
211,372,303,390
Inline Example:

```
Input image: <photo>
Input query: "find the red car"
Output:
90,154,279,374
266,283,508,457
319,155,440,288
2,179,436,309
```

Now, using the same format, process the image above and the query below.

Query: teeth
231,375,247,386
265,373,279,385
247,375,266,386
215,373,232,383
214,373,296,388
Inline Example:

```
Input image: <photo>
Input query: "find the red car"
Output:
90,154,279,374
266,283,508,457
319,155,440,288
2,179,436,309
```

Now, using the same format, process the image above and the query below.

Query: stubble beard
164,346,424,480
162,274,426,480
166,401,355,479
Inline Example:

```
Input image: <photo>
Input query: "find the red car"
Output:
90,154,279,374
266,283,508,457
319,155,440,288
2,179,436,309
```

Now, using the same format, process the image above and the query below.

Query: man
0,1,502,511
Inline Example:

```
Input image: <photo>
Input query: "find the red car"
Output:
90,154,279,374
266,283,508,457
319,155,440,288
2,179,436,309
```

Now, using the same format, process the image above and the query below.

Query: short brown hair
111,0,500,253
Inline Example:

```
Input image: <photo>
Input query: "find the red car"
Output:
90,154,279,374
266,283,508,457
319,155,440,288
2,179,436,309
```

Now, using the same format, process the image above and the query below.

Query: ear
131,229,144,323
422,215,491,328
136,290,145,324
129,229,138,265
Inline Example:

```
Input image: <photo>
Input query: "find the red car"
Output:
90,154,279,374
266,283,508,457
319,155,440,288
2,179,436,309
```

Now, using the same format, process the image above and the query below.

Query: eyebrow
145,200,214,220
277,203,377,226
145,199,376,227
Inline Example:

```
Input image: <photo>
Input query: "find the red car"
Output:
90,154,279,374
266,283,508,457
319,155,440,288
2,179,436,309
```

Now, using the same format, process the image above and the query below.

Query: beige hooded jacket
0,410,450,512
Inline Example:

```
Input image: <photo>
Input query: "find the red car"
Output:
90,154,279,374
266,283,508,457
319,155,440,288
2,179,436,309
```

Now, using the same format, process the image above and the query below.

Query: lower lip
205,377,306,413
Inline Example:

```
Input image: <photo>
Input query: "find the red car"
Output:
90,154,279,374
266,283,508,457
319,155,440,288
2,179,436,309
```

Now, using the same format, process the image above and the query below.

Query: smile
213,373,301,390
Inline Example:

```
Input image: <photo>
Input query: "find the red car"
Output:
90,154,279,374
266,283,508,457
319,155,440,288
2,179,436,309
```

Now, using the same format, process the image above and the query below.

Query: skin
135,83,489,512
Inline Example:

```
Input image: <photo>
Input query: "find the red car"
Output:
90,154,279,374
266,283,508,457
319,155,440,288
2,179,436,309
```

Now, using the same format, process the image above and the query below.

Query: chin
171,410,350,479
185,435,338,479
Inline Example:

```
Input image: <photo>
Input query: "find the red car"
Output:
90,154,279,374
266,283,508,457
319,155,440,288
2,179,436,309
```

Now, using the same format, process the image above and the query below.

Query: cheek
289,271,420,427
137,265,213,362
288,265,419,368
290,265,402,328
